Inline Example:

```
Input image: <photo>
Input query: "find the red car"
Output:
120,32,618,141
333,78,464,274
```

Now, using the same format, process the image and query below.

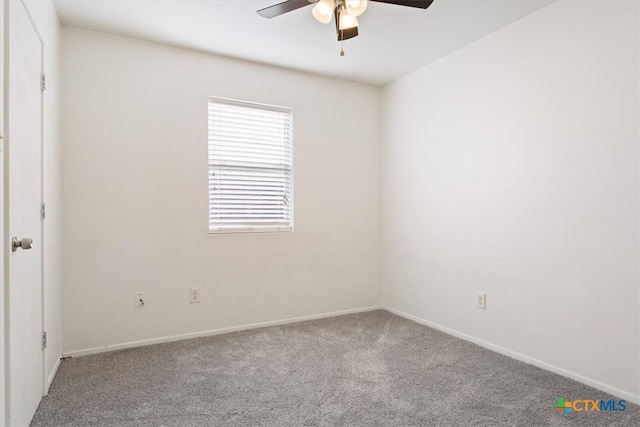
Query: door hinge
42,332,47,350
41,73,46,91
41,202,46,220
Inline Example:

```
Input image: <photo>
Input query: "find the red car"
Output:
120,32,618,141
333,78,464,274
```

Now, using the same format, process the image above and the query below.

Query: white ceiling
52,0,554,86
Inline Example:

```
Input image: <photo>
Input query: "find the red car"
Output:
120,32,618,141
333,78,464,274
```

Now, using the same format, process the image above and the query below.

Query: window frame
207,96,294,235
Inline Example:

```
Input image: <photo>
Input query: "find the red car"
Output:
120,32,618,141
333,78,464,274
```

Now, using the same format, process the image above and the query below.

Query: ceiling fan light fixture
345,0,368,17
338,11,358,30
312,0,335,24
256,0,435,54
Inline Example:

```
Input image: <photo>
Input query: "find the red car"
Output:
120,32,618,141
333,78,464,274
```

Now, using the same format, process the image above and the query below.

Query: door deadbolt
11,237,33,252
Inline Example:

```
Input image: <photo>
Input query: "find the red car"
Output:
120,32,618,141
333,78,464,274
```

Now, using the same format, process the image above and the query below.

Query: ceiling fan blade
337,26,358,41
334,7,359,41
370,0,434,9
257,0,316,19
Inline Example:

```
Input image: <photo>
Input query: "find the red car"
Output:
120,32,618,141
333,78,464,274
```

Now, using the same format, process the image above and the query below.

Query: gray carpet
32,310,637,426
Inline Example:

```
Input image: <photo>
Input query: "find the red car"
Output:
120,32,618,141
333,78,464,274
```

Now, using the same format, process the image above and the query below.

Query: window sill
209,226,293,235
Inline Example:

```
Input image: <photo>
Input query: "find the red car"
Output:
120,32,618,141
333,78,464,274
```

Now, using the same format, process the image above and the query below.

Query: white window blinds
208,97,293,233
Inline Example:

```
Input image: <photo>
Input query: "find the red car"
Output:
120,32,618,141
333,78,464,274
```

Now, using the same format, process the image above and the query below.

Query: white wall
61,28,381,354
24,0,62,393
382,0,640,401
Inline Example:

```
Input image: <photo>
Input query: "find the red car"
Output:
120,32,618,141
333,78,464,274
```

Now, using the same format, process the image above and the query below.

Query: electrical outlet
190,287,201,304
135,292,146,308
476,292,486,310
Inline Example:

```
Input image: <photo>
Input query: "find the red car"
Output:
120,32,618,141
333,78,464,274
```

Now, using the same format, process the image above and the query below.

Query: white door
7,1,44,425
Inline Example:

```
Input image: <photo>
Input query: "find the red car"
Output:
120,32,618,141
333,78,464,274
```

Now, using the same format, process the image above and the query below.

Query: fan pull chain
340,27,345,56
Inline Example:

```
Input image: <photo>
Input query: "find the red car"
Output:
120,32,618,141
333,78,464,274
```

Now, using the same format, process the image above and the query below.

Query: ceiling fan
257,0,434,55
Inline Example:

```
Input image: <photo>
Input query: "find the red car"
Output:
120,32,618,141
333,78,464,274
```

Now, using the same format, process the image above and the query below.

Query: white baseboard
45,356,62,396
63,305,382,358
383,306,640,405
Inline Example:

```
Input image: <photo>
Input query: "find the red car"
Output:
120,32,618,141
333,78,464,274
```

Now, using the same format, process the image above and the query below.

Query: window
208,97,293,233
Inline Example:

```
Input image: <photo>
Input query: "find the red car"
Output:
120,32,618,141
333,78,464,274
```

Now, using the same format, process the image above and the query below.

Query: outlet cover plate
135,291,146,308
190,287,201,304
476,292,486,310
